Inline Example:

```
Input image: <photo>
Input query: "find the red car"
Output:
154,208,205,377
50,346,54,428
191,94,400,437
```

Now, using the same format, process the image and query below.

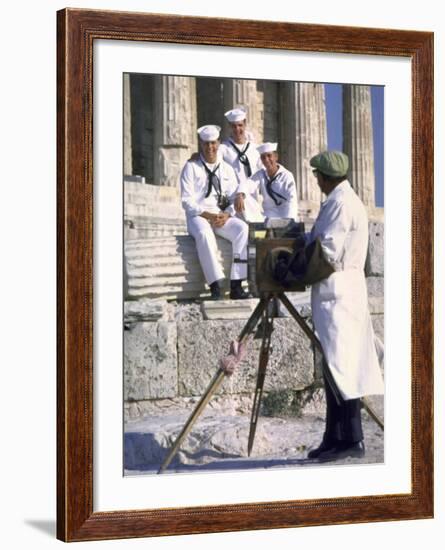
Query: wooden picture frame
57,8,434,542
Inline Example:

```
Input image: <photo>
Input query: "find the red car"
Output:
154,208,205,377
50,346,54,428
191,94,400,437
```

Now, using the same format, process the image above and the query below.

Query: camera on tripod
247,218,307,296
247,218,336,296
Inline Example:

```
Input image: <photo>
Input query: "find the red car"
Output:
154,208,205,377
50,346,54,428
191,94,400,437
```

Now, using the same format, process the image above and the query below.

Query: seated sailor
234,142,299,222
179,124,251,300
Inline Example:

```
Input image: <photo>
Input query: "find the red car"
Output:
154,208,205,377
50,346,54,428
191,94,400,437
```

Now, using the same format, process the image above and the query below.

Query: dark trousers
323,370,363,444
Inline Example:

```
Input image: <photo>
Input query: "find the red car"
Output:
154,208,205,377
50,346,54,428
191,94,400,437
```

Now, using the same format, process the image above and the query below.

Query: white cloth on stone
309,180,384,400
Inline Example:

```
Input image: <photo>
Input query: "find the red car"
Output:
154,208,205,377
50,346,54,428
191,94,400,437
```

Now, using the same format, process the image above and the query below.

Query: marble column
222,79,263,142
123,74,133,177
343,85,376,208
196,77,225,130
280,82,327,215
153,76,198,187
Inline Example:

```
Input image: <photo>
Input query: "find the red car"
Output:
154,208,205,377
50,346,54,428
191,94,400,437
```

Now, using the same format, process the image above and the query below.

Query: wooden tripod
158,292,383,474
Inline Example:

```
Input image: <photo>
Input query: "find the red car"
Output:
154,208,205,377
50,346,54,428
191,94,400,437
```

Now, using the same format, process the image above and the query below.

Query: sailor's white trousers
187,215,249,285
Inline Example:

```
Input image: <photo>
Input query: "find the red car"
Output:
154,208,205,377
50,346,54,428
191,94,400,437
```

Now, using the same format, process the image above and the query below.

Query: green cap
310,151,349,177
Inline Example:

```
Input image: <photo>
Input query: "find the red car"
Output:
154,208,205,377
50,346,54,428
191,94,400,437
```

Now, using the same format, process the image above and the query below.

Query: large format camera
247,218,307,296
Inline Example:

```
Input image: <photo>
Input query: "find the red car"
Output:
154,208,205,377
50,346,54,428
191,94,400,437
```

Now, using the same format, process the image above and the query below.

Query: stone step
124,221,384,301
125,235,234,300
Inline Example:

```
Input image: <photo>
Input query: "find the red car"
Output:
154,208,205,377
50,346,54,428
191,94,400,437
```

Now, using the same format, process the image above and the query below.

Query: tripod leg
247,310,274,456
158,295,272,474
158,368,226,474
278,293,343,406
362,397,384,431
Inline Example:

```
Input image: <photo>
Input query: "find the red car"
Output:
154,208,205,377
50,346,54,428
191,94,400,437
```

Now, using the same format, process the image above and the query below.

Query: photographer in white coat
306,151,384,462
180,124,250,300
234,142,299,222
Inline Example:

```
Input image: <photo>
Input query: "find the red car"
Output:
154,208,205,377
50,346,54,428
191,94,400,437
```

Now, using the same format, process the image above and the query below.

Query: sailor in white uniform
180,124,250,300
219,107,264,222
305,150,384,462
235,142,299,222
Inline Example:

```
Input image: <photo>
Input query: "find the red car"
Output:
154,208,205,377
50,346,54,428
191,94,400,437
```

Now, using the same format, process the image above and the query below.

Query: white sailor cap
257,142,278,154
224,107,247,123
197,125,221,142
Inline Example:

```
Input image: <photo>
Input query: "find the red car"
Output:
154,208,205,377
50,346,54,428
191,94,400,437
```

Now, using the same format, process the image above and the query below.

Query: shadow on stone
124,430,243,471
124,431,167,471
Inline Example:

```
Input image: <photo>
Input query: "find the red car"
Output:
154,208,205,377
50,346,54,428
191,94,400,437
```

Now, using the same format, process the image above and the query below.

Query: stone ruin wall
124,223,384,422
124,75,383,223
123,75,384,422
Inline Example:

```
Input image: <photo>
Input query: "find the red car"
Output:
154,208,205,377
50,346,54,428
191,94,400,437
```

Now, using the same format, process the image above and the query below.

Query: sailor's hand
213,212,230,227
234,193,245,213
200,212,218,224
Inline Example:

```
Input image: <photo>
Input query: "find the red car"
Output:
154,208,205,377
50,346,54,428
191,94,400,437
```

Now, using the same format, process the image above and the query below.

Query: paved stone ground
124,409,384,476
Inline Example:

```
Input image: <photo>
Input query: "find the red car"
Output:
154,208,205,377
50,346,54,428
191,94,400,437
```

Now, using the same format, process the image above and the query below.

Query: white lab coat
239,165,299,221
309,180,384,399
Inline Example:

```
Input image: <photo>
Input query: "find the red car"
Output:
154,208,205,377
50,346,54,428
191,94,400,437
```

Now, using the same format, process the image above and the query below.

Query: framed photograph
57,8,433,542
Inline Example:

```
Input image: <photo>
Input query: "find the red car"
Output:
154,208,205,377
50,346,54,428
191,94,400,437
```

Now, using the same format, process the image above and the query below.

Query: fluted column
153,76,198,187
222,79,262,142
343,85,376,208
280,82,327,211
123,74,133,176
130,74,154,182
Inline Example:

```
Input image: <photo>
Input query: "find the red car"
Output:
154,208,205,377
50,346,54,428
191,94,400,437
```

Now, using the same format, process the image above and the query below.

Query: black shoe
307,439,337,459
316,441,365,463
209,281,223,301
229,280,251,300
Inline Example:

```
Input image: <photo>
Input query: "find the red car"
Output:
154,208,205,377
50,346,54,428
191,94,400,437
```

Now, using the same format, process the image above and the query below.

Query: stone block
201,299,258,320
172,302,203,322
367,276,384,298
124,321,177,401
372,314,384,343
277,291,312,318
124,299,168,323
368,296,384,315
366,222,384,276
177,319,314,397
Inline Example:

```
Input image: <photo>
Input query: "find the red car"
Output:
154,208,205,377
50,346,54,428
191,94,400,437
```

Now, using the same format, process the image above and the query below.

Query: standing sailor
220,107,264,222
235,142,299,221
180,124,250,300
306,150,384,461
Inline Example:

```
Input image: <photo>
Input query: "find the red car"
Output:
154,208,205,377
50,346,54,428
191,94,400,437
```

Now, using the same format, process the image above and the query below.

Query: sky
325,84,384,207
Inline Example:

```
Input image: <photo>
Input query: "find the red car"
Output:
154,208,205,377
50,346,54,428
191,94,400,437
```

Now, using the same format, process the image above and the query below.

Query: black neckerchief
201,159,222,199
229,140,252,177
265,169,287,206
